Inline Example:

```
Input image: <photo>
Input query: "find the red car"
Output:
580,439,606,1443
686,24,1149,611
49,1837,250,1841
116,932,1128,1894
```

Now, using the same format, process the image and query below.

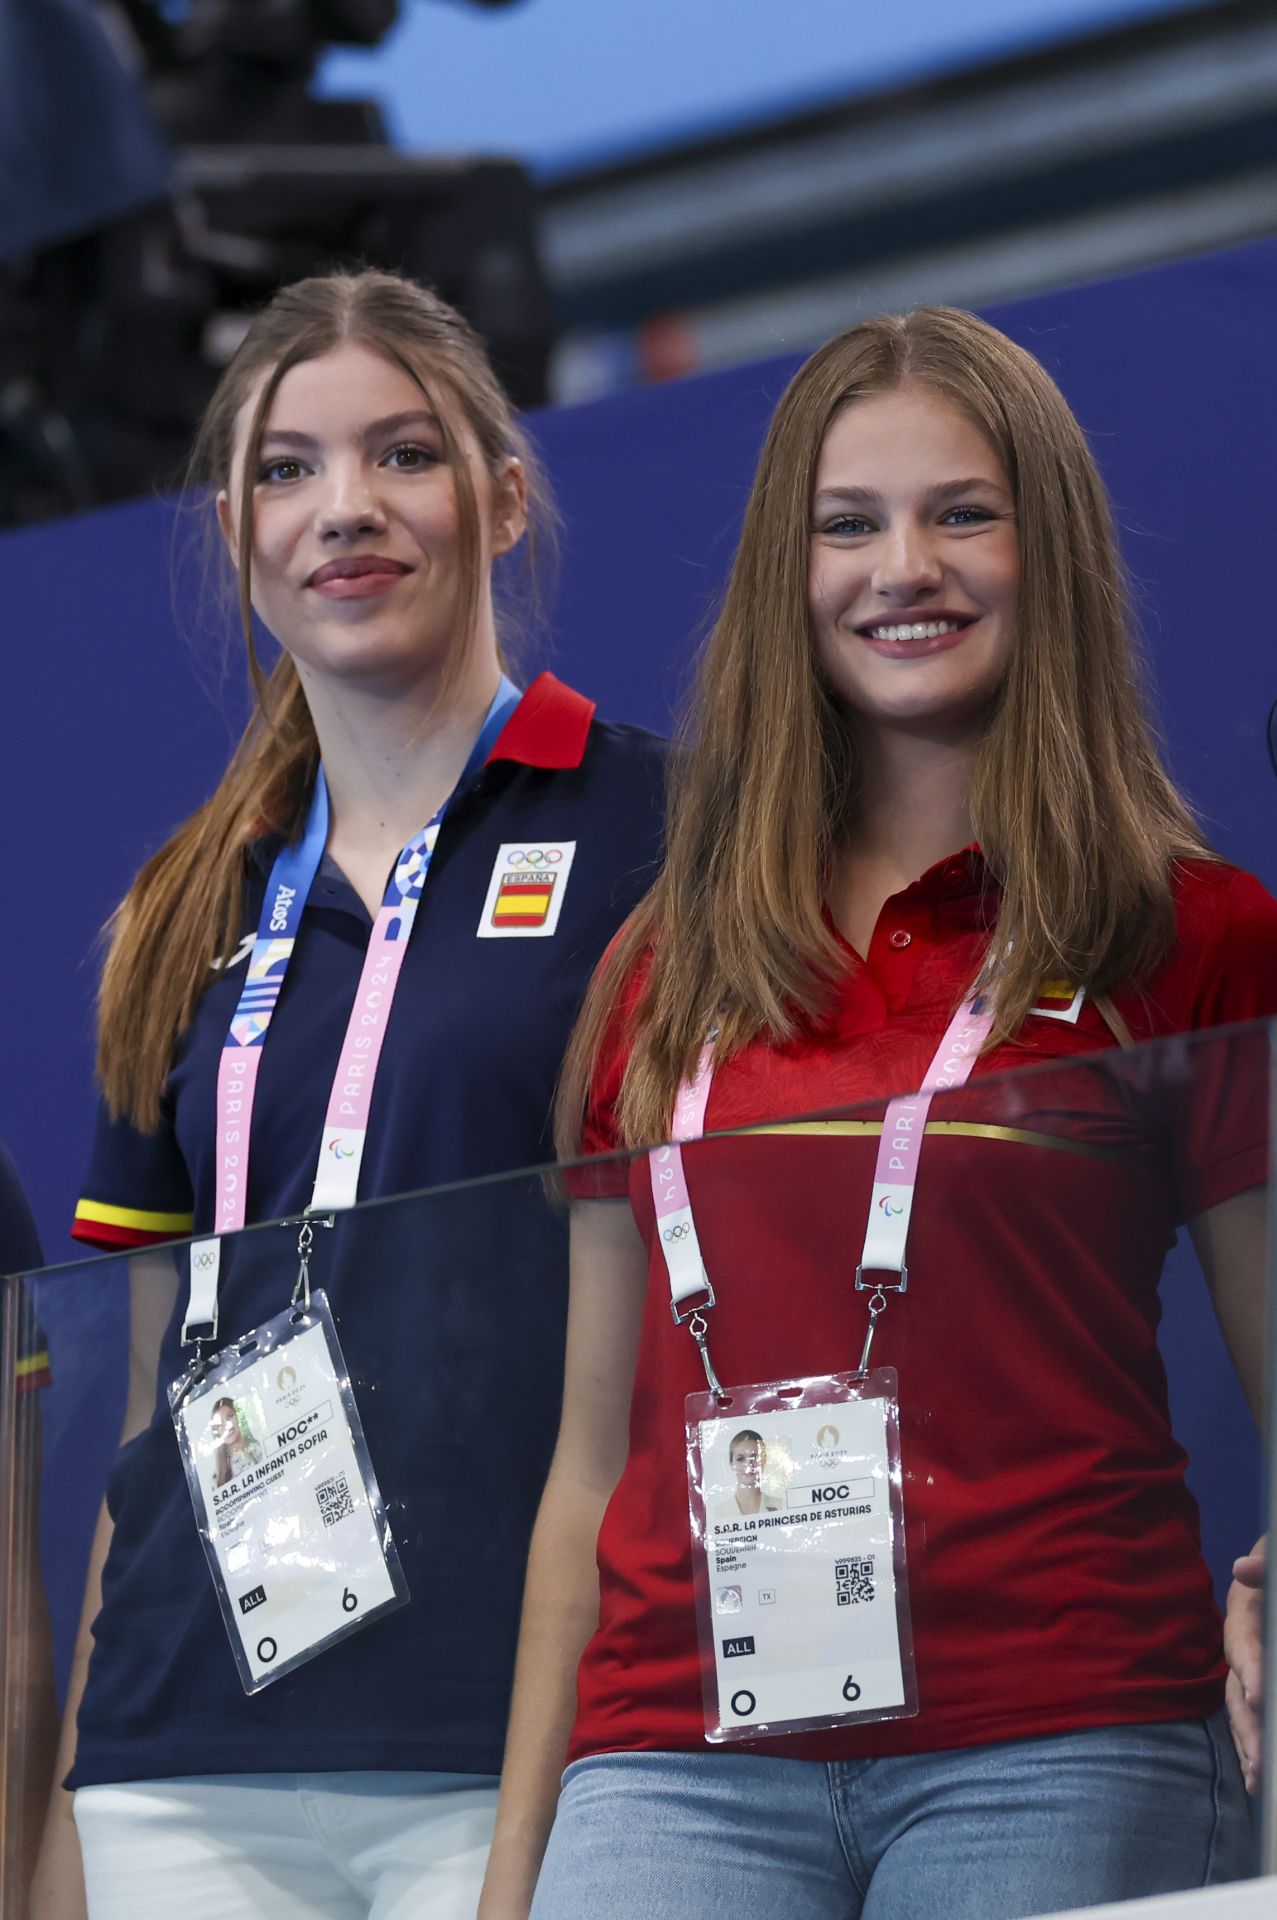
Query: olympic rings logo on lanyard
662,1222,692,1244
506,849,563,867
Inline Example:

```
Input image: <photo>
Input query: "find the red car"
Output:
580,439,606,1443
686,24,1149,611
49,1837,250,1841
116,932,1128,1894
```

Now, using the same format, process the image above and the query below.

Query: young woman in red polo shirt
480,307,1275,1920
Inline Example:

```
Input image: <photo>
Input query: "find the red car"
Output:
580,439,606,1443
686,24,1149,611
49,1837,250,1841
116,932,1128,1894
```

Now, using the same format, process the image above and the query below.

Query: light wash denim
74,1770,500,1920
531,1715,1253,1920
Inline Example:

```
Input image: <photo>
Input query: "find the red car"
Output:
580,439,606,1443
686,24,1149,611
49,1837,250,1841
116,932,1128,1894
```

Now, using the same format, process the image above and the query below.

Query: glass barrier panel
2,1019,1271,1913
0,1275,56,1916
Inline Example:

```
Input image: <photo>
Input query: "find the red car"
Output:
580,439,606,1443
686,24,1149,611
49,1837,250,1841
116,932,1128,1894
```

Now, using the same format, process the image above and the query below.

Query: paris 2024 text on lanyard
168,679,520,1695
650,994,994,1742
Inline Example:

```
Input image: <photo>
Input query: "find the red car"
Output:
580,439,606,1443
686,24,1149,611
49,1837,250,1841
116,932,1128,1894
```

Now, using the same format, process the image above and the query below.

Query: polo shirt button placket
878,921,922,1013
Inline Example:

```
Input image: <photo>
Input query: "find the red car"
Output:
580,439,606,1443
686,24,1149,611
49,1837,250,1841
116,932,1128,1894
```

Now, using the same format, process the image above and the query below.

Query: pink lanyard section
307,836,437,1215
188,813,441,1342
649,1041,716,1310
857,997,994,1283
184,681,520,1345
648,996,996,1314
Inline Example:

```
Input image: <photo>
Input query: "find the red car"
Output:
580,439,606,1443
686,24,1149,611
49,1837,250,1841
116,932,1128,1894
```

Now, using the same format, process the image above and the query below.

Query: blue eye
383,442,439,471
942,505,994,526
819,514,874,537
257,458,306,485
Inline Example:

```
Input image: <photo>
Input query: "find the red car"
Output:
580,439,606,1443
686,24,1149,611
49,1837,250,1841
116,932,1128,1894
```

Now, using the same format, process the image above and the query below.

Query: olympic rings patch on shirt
477,842,577,938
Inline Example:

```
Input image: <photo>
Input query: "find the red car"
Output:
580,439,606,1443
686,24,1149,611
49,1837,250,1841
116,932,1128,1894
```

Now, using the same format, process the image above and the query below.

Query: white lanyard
183,678,520,1344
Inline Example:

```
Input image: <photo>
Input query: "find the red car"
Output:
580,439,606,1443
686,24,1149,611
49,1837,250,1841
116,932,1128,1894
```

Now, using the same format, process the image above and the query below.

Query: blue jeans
530,1716,1253,1920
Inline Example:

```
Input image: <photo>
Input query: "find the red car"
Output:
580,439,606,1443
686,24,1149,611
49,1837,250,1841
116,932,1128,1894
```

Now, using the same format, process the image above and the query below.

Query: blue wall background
4,237,1274,1681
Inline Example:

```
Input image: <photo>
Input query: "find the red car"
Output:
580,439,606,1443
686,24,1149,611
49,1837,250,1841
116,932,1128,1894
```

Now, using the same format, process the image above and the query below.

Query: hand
1223,1534,1265,1794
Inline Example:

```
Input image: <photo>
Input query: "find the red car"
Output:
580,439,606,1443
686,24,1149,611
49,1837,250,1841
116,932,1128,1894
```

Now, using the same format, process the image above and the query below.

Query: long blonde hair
558,306,1213,1153
99,268,551,1129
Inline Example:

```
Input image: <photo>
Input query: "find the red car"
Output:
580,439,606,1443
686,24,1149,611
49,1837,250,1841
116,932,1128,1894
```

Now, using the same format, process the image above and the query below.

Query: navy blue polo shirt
0,1142,51,1392
68,674,664,1786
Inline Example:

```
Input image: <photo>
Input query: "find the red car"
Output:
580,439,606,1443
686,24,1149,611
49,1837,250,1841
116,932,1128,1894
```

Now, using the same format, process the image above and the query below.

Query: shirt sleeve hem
1178,1142,1268,1222
71,1201,193,1252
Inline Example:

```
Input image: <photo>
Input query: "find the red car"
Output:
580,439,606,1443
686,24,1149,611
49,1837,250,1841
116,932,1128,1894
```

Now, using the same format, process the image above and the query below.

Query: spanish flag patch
493,872,557,928
1031,980,1086,1024
478,842,576,938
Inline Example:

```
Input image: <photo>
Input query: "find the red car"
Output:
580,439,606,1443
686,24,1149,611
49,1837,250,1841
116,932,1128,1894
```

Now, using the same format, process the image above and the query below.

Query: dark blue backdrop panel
5,239,1272,1691
985,253,1275,883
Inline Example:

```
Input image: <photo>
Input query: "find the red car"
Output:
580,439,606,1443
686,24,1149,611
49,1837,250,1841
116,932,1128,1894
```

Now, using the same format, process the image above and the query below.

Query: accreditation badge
685,1369,917,1743
170,1291,408,1694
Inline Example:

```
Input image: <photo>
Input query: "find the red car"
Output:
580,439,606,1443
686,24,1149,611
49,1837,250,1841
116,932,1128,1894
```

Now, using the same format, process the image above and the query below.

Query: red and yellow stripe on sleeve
72,1198,195,1251
16,1349,51,1394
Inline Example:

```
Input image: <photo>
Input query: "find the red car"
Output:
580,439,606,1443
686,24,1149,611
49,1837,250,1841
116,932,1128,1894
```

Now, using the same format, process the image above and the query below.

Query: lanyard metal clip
180,1306,219,1350
855,1266,907,1370
854,1263,909,1295
292,1213,334,1313
855,1288,890,1377
671,1281,728,1401
686,1308,728,1402
170,1341,214,1415
669,1276,716,1326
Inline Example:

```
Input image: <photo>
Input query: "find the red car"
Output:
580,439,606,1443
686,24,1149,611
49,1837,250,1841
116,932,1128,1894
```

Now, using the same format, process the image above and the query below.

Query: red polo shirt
567,853,1277,1762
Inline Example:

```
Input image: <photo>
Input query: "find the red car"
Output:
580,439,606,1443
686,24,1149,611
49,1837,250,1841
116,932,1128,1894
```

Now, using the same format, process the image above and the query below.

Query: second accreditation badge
171,1291,407,1693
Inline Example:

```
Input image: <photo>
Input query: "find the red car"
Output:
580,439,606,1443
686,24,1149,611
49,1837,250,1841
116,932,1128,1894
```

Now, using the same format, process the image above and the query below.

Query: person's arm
1187,1186,1267,1792
30,1250,179,1919
479,1200,648,1920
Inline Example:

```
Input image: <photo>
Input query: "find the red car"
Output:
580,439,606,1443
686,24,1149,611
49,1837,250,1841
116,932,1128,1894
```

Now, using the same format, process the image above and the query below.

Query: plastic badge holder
686,1367,917,1743
170,1290,408,1694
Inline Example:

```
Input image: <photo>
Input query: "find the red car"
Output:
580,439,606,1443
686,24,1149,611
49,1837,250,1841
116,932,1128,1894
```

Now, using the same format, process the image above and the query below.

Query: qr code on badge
835,1557,875,1606
316,1474,354,1527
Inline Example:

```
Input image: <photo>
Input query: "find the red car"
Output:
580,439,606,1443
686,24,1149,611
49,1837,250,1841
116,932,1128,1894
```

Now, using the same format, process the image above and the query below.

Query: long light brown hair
99,268,551,1129
558,305,1213,1153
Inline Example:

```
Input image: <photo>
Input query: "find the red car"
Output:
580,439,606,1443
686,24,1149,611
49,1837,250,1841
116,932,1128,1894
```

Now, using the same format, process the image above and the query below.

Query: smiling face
808,384,1020,746
218,340,524,695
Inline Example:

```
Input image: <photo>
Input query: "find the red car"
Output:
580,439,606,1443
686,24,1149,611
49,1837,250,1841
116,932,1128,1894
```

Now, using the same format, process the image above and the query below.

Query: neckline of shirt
823,843,994,949
249,672,596,880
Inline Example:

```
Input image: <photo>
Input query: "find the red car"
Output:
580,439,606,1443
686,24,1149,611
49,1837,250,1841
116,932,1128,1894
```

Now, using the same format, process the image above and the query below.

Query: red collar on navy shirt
248,673,595,862
486,672,595,771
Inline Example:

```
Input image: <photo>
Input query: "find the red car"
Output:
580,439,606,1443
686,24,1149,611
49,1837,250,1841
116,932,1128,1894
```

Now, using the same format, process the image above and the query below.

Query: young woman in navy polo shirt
482,309,1276,1920
33,271,663,1918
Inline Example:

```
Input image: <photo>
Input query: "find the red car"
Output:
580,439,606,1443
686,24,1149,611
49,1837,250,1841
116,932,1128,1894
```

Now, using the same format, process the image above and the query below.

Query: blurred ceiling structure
535,0,1277,396
2,0,1273,519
